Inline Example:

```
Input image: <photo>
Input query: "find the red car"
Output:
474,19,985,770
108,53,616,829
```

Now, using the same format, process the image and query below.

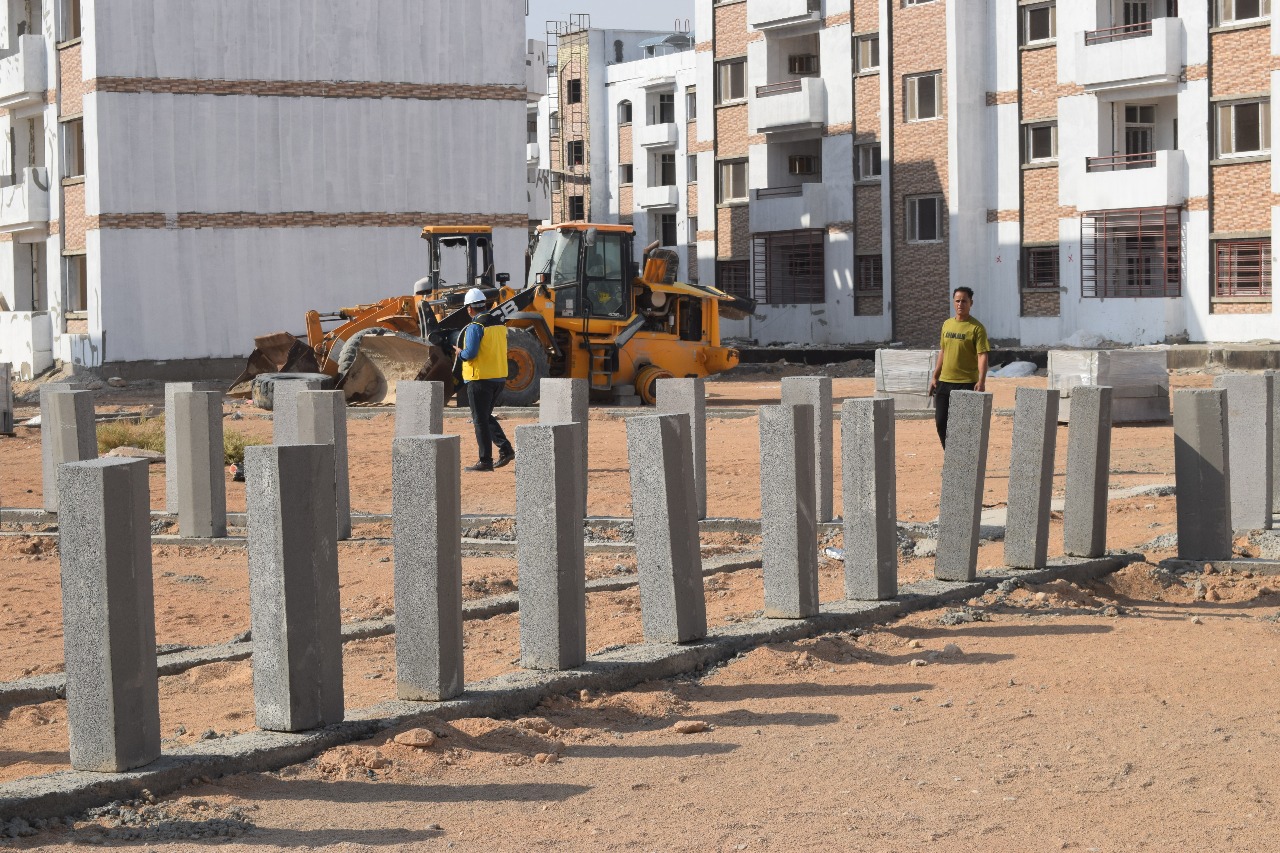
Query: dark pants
934,381,976,448
466,378,513,464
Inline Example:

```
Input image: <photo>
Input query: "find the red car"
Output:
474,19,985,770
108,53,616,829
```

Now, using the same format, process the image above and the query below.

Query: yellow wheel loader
229,223,754,408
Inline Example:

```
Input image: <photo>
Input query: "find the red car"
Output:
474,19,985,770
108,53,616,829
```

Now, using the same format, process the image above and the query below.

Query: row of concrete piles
33,369,1273,774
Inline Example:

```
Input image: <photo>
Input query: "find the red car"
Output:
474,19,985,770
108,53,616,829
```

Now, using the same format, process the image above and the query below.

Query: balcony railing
1084,21,1153,45
756,185,803,198
1086,151,1157,172
0,166,50,234
756,80,802,98
0,36,48,110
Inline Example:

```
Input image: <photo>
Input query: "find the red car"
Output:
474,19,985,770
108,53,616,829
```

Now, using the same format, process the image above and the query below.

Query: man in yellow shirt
927,286,990,448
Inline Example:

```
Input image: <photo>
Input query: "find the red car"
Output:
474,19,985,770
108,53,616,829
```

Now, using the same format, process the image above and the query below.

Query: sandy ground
6,368,1274,850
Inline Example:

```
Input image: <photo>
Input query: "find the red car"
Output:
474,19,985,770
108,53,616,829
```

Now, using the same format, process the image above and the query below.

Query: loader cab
420,226,496,294
527,224,634,320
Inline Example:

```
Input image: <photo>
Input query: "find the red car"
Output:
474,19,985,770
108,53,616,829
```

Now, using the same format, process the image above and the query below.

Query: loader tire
251,372,333,411
501,327,548,407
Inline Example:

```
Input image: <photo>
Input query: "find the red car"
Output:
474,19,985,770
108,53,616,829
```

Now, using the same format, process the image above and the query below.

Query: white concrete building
0,0,528,377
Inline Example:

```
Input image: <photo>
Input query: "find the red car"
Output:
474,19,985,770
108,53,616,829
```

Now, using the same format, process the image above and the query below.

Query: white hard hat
464,287,487,307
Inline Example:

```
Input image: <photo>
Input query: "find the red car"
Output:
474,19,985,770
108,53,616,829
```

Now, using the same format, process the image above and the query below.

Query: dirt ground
7,367,1277,850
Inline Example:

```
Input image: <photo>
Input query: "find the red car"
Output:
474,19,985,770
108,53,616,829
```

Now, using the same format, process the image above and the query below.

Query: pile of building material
1048,350,1169,423
874,350,938,411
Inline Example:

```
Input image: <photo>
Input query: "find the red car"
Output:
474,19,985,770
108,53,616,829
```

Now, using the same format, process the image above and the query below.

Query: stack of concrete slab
874,350,938,411
1048,350,1169,423
0,362,12,434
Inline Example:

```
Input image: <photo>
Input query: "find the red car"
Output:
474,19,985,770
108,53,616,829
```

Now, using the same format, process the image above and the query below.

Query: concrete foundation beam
625,414,708,643
173,390,227,539
539,379,589,520
271,378,323,445
1214,373,1273,530
295,390,352,541
1174,389,1233,561
841,397,897,600
1063,386,1113,558
57,458,160,772
42,389,97,512
1004,388,1060,569
935,391,993,582
395,381,446,438
245,444,344,732
392,435,465,701
515,422,586,669
781,376,834,522
657,378,707,519
760,403,819,618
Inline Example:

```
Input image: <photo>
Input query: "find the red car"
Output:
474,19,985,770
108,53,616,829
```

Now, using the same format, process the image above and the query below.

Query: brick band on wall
89,212,530,231
89,77,527,102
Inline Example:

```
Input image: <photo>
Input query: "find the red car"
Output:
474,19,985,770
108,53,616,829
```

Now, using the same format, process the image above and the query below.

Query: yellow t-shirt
938,317,990,384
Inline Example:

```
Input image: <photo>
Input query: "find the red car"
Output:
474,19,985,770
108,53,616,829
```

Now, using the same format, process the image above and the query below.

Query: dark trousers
934,381,976,448
466,378,513,464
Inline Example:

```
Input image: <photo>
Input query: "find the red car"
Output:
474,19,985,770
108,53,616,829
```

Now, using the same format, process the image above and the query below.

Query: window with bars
1023,246,1059,289
1214,239,1271,297
716,259,751,299
1080,207,1181,298
857,254,883,292
752,230,826,304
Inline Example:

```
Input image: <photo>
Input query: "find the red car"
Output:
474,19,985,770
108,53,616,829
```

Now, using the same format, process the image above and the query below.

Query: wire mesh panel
1080,206,1181,298
751,230,825,304
1215,239,1271,297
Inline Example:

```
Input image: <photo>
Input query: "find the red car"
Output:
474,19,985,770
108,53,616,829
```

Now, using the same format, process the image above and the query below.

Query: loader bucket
227,332,322,398
337,333,455,406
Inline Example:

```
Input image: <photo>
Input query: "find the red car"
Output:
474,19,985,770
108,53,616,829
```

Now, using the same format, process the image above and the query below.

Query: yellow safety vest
461,323,508,382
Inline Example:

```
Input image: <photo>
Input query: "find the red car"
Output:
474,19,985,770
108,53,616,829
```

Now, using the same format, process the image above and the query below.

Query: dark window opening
752,230,825,305
568,195,585,221
716,260,751,299
857,254,883,292
1081,206,1182,298
1023,246,1060,289
566,78,583,104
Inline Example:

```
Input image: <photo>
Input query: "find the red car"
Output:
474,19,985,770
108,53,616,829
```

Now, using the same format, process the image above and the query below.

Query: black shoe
465,461,494,472
494,449,515,469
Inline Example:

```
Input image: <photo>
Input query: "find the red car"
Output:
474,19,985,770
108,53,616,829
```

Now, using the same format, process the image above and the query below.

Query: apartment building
697,0,1279,347
0,0,528,377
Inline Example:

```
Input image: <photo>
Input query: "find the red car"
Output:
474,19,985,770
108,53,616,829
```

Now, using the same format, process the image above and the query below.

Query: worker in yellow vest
456,288,515,472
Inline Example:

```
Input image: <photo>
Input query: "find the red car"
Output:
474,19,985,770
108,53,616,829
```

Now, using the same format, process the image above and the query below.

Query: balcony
0,167,50,236
638,185,679,209
639,122,678,148
526,142,540,162
1073,16,1183,91
747,0,821,30
750,76,826,135
1077,149,1186,211
0,36,47,111
750,182,828,232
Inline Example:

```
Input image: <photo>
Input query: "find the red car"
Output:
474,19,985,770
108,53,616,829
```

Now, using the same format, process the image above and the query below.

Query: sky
525,0,696,40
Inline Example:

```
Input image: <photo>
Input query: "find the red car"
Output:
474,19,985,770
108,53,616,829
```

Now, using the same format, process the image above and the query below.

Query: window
1023,246,1059,289
1023,122,1058,163
903,0,938,5
855,34,880,72
656,213,678,247
527,115,538,144
788,54,819,75
688,216,699,243
549,111,560,137
565,139,585,168
618,101,633,124
905,72,940,121
655,152,676,186
568,195,585,221
62,118,84,180
64,253,87,313
717,259,751,299
1021,2,1056,44
716,58,747,104
1219,0,1270,24
1080,206,1181,298
857,255,883,292
1215,239,1271,297
566,79,582,104
688,154,698,183
550,171,562,192
59,0,80,41
686,87,697,121
584,232,626,316
718,159,748,203
1217,99,1270,157
906,195,943,243
619,164,633,185
651,92,675,125
856,142,881,180
788,154,819,175
752,230,825,304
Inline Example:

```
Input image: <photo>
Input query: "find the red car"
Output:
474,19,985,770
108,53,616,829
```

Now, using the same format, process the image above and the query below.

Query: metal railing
1084,21,1153,45
756,185,803,199
756,79,802,98
1086,151,1157,172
